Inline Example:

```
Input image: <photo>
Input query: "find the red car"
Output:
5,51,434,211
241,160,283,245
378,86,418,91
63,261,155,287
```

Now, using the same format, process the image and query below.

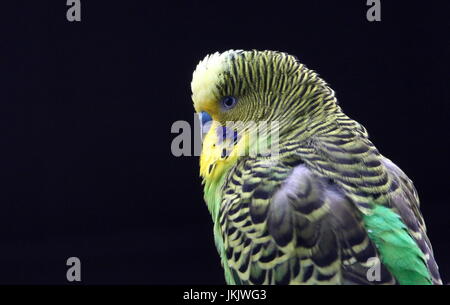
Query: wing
219,157,396,284
381,158,442,284
304,127,442,285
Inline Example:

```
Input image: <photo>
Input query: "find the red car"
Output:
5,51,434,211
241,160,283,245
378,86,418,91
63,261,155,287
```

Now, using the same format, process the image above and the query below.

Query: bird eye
221,96,237,110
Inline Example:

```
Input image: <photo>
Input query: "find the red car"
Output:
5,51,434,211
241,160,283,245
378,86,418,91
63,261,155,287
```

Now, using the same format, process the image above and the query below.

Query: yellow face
191,51,245,181
191,51,231,121
191,50,306,181
192,49,333,183
199,120,250,181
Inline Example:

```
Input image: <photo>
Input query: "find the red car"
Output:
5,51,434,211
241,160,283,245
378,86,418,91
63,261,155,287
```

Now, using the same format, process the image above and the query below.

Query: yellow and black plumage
191,50,442,284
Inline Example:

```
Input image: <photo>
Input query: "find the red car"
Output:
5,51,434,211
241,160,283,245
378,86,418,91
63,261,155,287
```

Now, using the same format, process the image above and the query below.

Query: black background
2,1,449,284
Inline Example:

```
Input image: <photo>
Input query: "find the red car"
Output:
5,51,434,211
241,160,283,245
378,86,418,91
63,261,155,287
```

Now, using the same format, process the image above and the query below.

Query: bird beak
199,111,213,141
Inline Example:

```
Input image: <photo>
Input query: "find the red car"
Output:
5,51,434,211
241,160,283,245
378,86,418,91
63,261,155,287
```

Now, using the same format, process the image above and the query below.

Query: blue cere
200,112,212,126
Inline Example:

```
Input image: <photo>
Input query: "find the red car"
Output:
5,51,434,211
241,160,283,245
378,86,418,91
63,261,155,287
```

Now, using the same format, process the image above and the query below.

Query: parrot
190,49,442,285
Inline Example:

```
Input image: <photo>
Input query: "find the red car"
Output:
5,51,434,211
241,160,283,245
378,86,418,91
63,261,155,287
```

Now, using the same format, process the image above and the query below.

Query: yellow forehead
191,50,239,113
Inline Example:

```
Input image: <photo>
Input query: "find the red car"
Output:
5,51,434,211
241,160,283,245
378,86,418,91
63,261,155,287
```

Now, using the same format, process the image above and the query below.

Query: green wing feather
363,204,432,285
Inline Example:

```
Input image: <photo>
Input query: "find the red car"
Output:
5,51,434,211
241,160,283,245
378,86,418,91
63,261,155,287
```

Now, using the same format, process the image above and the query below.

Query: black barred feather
191,50,442,285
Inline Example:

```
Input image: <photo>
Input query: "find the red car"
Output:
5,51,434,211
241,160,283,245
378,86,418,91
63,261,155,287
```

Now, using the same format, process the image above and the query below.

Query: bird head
191,50,338,180
191,50,336,127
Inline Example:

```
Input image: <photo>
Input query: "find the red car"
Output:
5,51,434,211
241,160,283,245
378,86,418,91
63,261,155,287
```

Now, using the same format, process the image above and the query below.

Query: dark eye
221,96,237,110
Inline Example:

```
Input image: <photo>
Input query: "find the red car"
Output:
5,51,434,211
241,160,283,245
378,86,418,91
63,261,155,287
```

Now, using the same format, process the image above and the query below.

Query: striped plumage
191,50,442,285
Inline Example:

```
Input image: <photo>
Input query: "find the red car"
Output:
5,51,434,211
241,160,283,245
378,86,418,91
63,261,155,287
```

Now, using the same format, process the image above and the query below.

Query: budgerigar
191,50,442,285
